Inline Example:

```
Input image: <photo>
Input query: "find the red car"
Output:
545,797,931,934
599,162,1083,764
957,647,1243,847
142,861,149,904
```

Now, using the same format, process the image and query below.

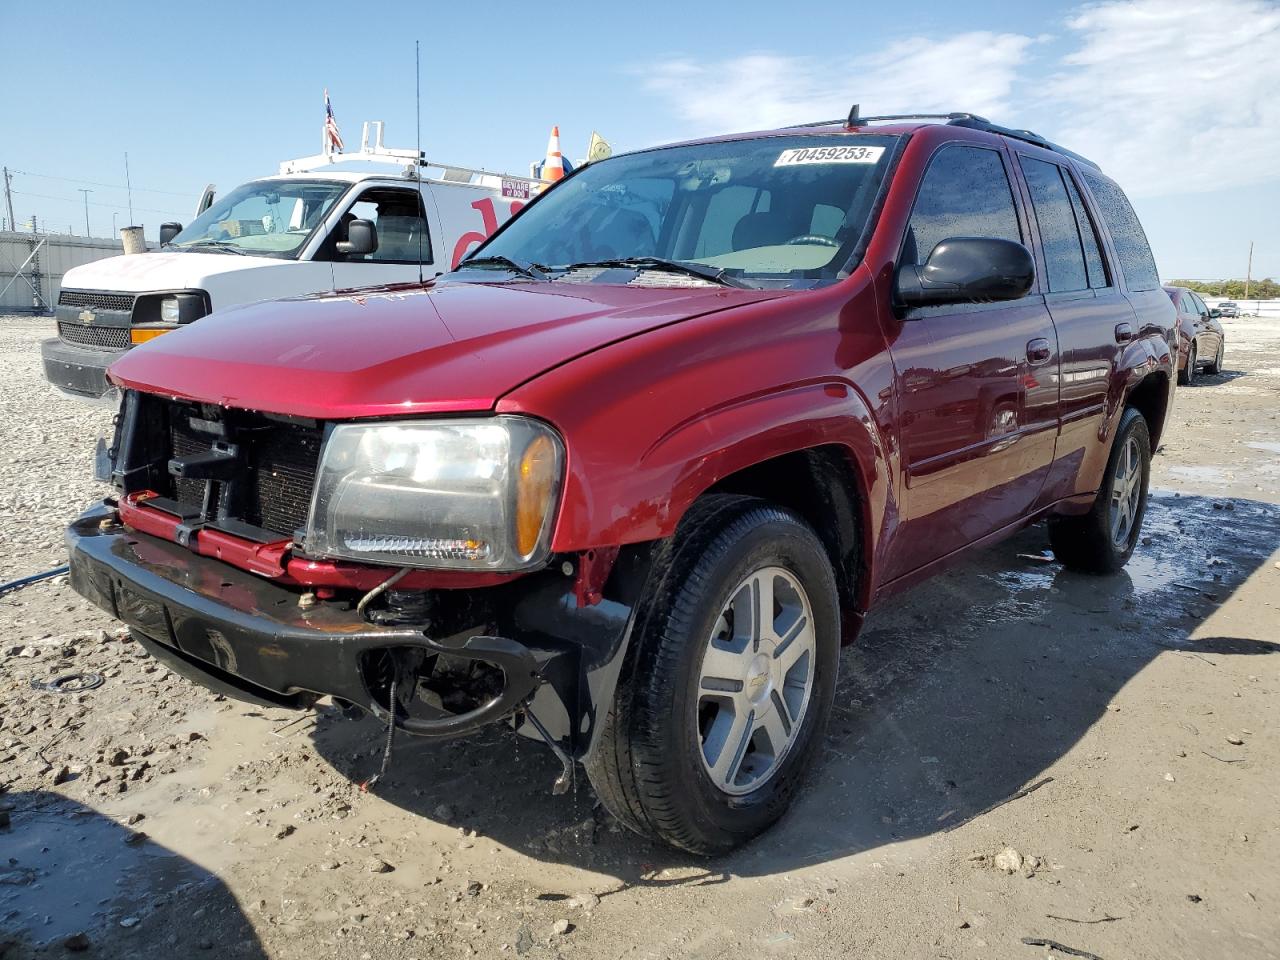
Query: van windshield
472,135,898,288
168,180,349,259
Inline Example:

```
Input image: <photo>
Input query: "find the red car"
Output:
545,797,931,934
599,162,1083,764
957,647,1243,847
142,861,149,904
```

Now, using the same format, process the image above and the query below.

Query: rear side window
1082,173,1160,291
902,145,1021,266
1019,157,1088,293
1062,174,1108,289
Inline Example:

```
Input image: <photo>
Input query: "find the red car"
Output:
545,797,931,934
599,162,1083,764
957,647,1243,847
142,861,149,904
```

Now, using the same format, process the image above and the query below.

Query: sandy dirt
1,314,1277,960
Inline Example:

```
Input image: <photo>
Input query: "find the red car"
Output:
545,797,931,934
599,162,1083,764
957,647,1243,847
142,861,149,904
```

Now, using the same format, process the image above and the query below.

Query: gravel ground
1,314,1278,959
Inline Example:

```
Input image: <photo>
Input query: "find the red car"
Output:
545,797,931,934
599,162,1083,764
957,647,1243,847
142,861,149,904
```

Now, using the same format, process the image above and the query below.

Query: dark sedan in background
1164,285,1226,385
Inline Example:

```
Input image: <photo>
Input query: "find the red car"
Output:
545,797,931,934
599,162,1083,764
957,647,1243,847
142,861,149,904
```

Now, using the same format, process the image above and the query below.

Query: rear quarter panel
1074,166,1176,480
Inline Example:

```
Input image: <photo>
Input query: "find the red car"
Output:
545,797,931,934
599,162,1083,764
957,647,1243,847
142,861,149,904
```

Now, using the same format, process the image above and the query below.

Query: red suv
68,110,1176,854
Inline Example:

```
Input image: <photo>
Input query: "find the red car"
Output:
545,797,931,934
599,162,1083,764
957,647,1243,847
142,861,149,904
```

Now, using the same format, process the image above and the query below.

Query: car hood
62,250,292,292
109,280,784,419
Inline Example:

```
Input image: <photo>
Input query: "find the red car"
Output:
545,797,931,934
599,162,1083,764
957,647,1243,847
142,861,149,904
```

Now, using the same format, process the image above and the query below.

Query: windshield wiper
558,257,747,288
457,255,548,280
181,240,247,256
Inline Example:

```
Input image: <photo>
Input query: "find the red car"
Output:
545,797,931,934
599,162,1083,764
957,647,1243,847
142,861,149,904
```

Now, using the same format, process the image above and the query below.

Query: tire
1204,340,1224,375
585,495,840,855
1178,343,1196,385
1048,408,1151,574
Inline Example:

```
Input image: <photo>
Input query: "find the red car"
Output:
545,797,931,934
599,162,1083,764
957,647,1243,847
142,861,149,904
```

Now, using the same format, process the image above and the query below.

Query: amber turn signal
515,434,557,559
130,327,171,345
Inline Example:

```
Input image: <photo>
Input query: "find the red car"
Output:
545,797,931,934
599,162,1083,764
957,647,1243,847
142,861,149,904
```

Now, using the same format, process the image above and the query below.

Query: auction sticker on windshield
775,145,885,166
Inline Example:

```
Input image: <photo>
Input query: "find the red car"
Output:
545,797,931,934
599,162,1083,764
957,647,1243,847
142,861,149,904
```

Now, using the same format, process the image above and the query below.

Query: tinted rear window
1020,157,1088,293
1082,173,1160,291
1062,173,1109,289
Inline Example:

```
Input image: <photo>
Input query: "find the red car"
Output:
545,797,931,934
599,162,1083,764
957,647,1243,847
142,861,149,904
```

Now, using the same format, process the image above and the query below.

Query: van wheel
1178,343,1196,385
1048,408,1151,574
585,495,839,855
1204,341,1224,375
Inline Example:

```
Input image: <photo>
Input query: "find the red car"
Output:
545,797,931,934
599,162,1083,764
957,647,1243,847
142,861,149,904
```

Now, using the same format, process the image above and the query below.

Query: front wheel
1048,408,1151,574
585,495,840,855
1178,343,1196,385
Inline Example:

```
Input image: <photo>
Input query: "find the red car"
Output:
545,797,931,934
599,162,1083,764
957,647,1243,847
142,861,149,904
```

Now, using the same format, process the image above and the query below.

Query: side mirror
159,222,183,245
1208,308,1221,319
337,219,378,256
895,237,1034,309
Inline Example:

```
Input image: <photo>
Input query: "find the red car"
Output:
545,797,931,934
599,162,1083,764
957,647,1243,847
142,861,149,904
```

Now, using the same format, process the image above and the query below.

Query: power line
10,188,185,219
10,167,191,197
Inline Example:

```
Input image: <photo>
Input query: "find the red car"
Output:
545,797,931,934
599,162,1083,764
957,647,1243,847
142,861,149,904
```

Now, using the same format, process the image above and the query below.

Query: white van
42,122,538,399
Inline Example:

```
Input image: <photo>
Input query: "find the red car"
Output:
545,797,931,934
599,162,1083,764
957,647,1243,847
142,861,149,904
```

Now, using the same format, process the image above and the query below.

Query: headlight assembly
304,417,564,571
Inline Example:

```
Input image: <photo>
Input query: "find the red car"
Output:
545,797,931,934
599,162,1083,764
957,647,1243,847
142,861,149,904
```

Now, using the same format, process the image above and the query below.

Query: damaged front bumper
66,502,636,757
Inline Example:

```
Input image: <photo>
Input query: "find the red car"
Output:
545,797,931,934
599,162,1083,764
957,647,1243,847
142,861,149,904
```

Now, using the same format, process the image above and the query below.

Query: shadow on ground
1187,366,1247,387
0,792,266,959
310,492,1280,887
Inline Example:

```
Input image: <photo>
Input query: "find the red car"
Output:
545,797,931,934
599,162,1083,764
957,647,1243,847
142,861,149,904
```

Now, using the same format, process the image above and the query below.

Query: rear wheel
1204,340,1224,375
585,495,840,855
1048,408,1151,574
1179,343,1196,385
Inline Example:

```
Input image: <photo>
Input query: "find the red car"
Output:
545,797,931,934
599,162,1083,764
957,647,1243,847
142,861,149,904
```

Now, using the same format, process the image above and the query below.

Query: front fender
643,378,888,557
496,275,895,583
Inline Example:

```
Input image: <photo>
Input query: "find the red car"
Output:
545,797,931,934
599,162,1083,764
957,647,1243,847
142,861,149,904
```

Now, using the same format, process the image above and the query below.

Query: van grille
57,320,130,350
58,289,137,313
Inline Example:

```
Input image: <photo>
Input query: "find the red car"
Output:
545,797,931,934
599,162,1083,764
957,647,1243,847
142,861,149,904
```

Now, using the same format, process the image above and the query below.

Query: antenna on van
415,39,425,285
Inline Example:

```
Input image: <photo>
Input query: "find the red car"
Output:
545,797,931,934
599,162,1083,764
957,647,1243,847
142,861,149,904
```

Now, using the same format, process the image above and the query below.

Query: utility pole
2,167,15,236
78,188,93,237
1244,241,1253,300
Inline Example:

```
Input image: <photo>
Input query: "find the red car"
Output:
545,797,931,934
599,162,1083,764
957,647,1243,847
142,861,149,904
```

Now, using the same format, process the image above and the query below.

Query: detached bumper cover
66,503,547,737
41,338,124,399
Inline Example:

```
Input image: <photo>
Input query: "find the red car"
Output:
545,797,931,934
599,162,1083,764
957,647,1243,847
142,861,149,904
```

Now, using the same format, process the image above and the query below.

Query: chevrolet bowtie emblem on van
79,309,95,325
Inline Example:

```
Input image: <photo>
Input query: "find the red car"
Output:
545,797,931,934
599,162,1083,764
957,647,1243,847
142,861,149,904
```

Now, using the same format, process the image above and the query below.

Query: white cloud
641,32,1035,136
1046,0,1280,197
639,1,1280,199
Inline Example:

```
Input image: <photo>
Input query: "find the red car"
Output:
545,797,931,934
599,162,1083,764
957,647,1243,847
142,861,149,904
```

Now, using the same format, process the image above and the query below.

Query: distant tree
1169,278,1280,300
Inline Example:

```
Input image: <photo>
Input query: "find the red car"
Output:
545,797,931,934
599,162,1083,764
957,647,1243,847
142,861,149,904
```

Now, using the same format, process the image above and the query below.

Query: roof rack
946,116,1100,170
795,104,987,128
278,121,539,188
794,105,1099,170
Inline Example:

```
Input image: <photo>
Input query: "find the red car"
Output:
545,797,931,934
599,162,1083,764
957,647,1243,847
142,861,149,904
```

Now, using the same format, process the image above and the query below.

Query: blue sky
3,0,1277,280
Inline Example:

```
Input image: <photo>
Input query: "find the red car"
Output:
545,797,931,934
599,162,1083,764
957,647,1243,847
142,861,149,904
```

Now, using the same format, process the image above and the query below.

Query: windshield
473,135,899,288
168,179,349,259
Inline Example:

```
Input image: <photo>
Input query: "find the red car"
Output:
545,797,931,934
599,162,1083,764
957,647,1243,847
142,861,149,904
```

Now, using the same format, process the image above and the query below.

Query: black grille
58,289,137,312
168,408,324,539
57,320,130,350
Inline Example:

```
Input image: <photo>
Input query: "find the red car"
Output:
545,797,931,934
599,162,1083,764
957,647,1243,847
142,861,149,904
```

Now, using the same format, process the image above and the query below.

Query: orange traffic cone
543,125,565,183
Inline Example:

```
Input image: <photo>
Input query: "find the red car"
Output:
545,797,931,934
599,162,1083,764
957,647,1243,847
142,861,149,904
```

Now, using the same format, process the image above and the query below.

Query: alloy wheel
696,566,817,796
1109,435,1143,550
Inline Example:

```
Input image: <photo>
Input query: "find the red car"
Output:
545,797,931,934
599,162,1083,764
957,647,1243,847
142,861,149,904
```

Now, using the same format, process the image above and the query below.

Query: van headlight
158,291,208,324
304,417,564,571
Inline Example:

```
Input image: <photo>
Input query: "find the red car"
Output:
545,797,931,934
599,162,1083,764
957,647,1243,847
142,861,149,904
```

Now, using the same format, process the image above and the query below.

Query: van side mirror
895,237,1035,309
337,219,378,256
159,222,183,245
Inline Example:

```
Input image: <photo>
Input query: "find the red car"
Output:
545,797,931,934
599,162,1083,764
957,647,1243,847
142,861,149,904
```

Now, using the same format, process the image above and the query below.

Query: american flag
324,89,344,153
